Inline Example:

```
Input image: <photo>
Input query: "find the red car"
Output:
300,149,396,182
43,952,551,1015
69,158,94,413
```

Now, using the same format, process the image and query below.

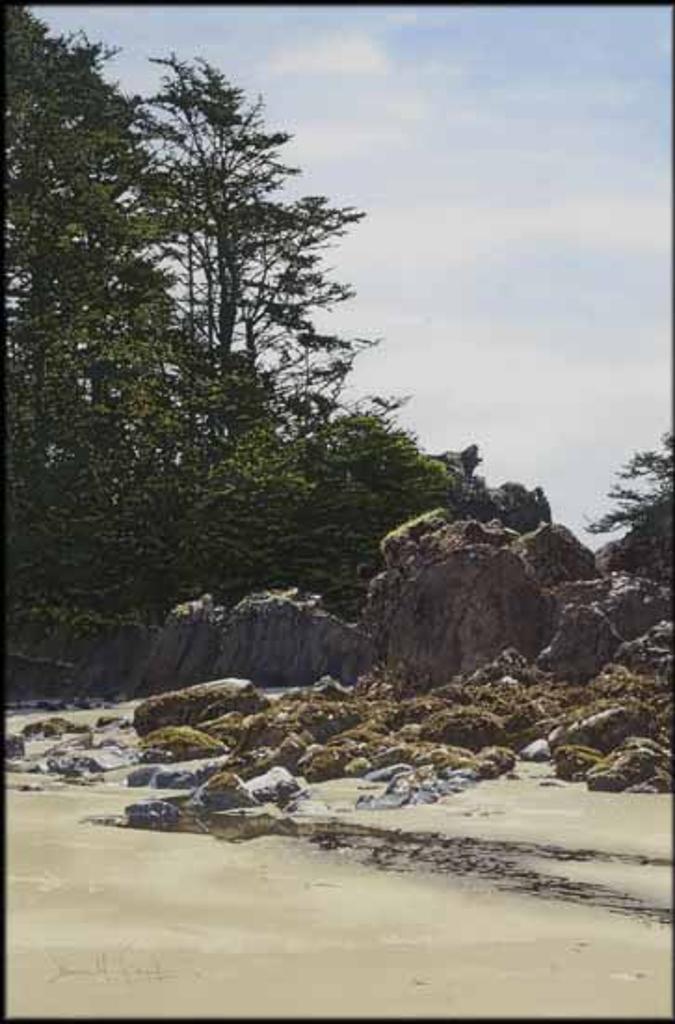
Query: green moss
419,706,505,751
553,744,603,782
301,745,353,782
475,745,517,778
411,745,478,771
140,725,224,760
344,756,373,777
380,507,451,555
22,717,91,739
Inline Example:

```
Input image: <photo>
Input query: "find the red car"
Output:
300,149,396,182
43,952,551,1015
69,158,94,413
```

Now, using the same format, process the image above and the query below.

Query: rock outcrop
538,573,671,682
429,445,552,533
362,519,553,687
211,590,374,688
614,621,673,679
512,523,598,588
595,526,673,587
133,679,271,737
586,737,672,793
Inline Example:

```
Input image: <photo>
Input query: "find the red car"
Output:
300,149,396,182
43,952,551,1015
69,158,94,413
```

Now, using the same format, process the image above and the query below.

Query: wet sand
6,705,673,1018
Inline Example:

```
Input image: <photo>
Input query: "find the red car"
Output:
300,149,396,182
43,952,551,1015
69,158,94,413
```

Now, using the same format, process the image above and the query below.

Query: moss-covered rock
199,710,247,747
133,679,270,737
418,707,505,751
139,725,227,762
189,770,259,811
475,745,517,779
298,745,355,782
22,717,91,739
344,756,374,777
327,720,389,747
409,745,478,772
553,744,604,782
549,703,653,754
586,738,672,793
512,522,598,588
293,701,363,744
397,697,448,726
380,508,453,566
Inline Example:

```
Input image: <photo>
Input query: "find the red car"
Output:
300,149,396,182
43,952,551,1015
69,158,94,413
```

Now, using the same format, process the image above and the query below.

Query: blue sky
31,5,672,542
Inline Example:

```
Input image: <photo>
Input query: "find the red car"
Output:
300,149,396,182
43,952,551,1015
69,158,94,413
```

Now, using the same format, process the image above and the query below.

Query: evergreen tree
6,7,178,627
588,432,673,538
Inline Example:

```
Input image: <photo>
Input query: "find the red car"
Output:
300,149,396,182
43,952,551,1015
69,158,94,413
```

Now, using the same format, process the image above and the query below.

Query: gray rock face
363,519,552,687
134,590,373,696
429,448,552,534
512,523,598,588
614,621,673,679
595,526,672,587
538,573,671,682
7,624,160,703
138,596,224,696
212,590,374,688
537,603,622,682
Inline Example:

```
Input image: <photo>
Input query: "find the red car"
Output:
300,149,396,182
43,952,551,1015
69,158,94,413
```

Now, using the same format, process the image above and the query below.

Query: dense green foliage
588,433,673,539
6,8,449,628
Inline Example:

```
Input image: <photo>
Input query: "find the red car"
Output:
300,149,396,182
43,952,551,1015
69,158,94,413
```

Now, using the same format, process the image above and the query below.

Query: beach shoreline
7,704,673,1019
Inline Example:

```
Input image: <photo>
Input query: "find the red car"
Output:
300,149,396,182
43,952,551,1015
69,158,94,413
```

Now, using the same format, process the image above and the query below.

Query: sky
31,4,672,543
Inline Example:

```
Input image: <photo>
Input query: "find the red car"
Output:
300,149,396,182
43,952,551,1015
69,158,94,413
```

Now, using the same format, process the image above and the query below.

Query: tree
6,6,180,627
587,432,673,537
5,12,452,633
140,54,377,445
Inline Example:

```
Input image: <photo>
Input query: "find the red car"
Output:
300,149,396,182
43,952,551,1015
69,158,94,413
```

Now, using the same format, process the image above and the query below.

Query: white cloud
329,197,671,285
266,33,390,76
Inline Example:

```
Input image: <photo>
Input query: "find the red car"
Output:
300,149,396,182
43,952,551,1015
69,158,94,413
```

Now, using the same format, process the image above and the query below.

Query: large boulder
362,519,552,687
138,726,227,762
22,717,91,739
553,744,604,782
537,604,622,682
512,523,598,588
552,574,670,641
126,799,182,830
188,770,260,812
548,705,654,754
537,573,671,682
418,707,506,750
211,589,374,687
244,766,306,807
595,526,672,587
133,678,270,737
586,738,672,793
614,621,673,679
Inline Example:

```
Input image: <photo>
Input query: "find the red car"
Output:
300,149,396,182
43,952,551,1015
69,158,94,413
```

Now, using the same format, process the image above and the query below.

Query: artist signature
46,949,190,984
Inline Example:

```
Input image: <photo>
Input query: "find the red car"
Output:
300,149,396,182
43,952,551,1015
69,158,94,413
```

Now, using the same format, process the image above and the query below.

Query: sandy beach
6,703,673,1019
